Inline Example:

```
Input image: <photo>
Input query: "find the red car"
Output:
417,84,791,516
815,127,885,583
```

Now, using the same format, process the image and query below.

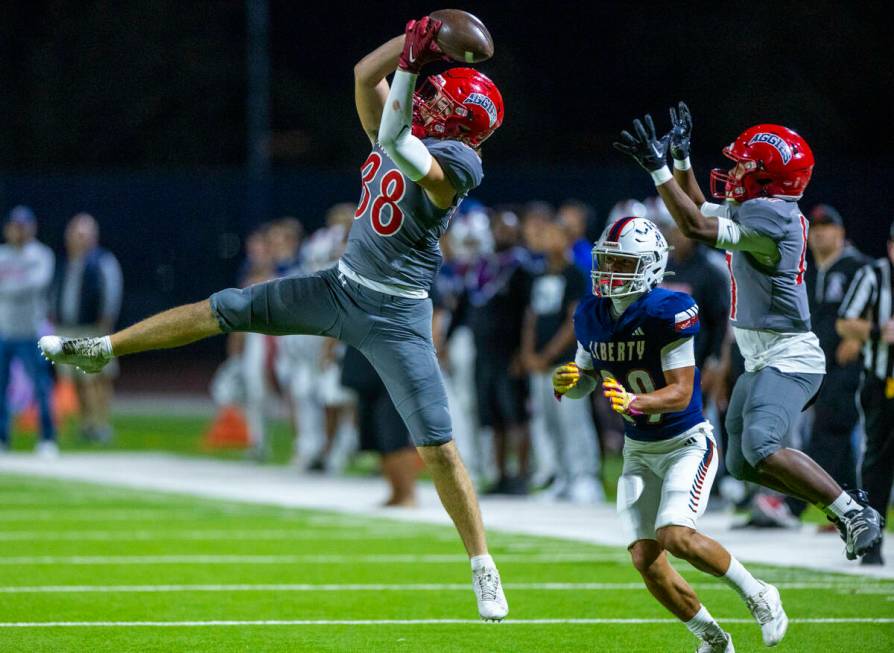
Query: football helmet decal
412,68,504,147
710,124,814,201
592,217,669,298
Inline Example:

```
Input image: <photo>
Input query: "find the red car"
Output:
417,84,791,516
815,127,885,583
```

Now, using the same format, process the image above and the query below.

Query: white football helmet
591,216,669,298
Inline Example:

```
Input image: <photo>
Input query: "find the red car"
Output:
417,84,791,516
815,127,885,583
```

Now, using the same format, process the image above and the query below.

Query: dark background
1,1,891,344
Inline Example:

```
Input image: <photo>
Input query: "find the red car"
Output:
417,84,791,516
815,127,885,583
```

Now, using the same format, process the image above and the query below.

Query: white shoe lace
475,568,500,602
745,586,774,625
62,338,106,360
696,633,728,653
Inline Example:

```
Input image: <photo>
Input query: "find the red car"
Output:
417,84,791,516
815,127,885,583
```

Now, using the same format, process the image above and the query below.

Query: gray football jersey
727,198,811,331
340,138,483,293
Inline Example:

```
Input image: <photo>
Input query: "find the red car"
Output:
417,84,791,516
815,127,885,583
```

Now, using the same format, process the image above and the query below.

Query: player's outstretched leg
629,539,734,652
657,526,787,647
39,300,221,373
756,450,884,560
418,441,508,621
726,369,884,560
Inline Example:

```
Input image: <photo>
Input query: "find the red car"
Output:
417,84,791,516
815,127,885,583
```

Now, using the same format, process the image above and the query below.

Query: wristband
870,324,881,340
650,165,673,186
673,157,691,171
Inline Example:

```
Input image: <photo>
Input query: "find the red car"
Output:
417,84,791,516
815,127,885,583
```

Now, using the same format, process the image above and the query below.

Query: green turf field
0,474,891,652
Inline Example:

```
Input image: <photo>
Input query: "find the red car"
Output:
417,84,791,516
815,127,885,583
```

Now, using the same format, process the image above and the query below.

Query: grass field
0,473,892,652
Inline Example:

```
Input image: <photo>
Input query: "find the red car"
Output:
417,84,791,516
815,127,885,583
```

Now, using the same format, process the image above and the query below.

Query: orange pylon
201,405,251,450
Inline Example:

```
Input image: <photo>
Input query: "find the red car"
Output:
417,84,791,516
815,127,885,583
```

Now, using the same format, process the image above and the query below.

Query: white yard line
0,552,629,566
0,618,892,628
1,452,891,579
0,581,888,594
0,529,454,542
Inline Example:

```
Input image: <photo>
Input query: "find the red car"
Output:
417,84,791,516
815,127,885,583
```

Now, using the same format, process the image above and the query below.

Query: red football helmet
710,124,814,201
412,68,504,148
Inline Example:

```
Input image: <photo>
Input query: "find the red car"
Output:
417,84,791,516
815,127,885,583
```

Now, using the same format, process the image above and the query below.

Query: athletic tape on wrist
650,166,673,186
673,157,691,171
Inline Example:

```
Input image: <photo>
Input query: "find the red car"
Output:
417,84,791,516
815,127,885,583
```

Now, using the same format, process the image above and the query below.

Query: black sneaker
844,505,885,561
826,488,870,544
860,540,885,566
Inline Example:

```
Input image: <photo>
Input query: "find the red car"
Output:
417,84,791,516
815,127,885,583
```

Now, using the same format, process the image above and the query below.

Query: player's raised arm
375,17,458,209
354,35,404,144
668,101,707,208
614,113,780,264
613,114,718,244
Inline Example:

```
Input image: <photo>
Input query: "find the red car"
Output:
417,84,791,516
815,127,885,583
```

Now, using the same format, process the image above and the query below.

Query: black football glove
669,101,692,162
613,114,670,172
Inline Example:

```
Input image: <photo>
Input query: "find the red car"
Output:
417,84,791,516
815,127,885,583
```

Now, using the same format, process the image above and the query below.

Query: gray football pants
210,267,452,446
724,365,823,481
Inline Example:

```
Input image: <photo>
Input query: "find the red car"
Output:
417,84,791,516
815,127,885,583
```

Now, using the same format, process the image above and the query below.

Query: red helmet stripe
609,217,635,242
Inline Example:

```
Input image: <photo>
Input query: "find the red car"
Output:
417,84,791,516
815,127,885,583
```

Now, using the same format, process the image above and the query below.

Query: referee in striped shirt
837,222,894,565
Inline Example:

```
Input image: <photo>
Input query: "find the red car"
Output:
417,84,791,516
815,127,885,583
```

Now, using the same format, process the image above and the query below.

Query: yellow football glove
552,362,581,400
602,376,643,416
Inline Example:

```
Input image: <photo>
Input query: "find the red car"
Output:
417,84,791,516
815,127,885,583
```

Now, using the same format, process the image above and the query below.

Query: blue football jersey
573,288,703,442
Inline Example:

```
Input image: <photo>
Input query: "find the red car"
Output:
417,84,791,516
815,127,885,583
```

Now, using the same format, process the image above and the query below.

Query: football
430,9,494,64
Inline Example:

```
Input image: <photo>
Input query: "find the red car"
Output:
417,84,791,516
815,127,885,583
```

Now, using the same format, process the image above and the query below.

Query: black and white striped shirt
839,257,893,381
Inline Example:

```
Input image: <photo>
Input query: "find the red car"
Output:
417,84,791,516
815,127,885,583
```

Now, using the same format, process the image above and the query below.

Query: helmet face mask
709,124,814,202
591,217,668,299
412,68,504,148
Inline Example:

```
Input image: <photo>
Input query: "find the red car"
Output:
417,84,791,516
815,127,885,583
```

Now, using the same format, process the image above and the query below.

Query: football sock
685,605,725,641
99,336,114,358
722,556,763,599
824,491,859,520
470,554,495,571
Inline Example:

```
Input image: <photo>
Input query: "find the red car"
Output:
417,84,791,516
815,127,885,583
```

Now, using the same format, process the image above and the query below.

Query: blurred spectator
341,346,419,506
277,204,357,473
49,213,123,443
236,224,274,287
468,209,534,494
522,219,603,502
433,204,491,482
607,198,647,225
836,219,894,565
267,216,304,275
520,201,553,268
0,206,56,455
557,199,597,278
213,224,278,461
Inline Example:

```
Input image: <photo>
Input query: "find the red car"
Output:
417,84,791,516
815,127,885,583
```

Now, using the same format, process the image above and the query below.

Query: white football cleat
745,582,788,646
472,565,508,621
696,632,734,653
38,335,112,374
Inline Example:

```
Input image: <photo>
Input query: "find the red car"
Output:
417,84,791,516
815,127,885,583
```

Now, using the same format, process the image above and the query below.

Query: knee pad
405,403,454,447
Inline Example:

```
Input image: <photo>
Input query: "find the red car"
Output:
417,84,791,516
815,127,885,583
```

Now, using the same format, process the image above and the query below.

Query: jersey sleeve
426,140,484,197
652,292,701,343
574,342,594,370
715,201,783,266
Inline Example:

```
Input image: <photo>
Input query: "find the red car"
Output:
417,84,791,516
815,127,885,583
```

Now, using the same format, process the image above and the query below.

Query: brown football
430,9,494,64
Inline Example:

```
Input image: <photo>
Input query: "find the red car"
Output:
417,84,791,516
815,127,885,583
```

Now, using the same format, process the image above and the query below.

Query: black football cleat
843,504,885,561
826,488,870,545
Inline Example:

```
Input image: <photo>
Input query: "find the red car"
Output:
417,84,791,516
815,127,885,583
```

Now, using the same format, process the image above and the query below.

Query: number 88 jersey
573,287,704,442
340,138,483,296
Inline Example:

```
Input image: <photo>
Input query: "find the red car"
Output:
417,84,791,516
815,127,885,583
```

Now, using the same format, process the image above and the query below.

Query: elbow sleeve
378,70,432,181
